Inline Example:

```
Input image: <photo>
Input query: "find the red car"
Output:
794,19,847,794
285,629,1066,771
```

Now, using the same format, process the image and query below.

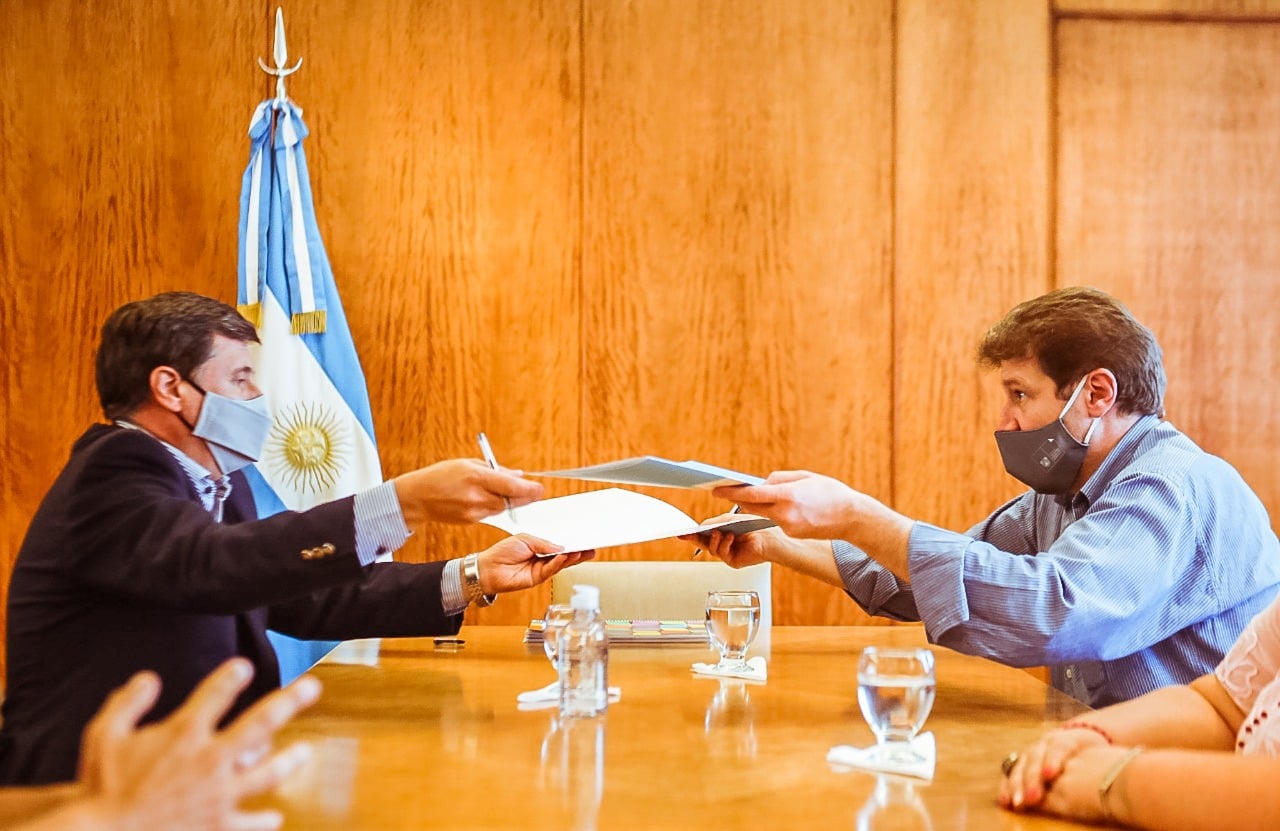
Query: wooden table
263,626,1094,830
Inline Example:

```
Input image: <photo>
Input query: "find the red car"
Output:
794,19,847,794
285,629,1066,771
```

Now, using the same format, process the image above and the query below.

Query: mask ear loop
175,374,207,433
1062,373,1108,446
1058,375,1090,418
1082,413,1102,445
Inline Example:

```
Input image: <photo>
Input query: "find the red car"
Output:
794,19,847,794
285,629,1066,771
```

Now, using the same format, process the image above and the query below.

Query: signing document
480,488,774,554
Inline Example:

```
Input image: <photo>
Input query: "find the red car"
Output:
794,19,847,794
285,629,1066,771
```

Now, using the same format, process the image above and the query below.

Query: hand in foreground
712,471,863,540
393,459,545,525
998,725,1112,811
1001,743,1134,823
477,534,595,594
77,658,320,831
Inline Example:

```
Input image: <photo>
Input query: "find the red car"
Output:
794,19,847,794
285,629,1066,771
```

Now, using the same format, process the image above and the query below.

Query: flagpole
258,7,302,103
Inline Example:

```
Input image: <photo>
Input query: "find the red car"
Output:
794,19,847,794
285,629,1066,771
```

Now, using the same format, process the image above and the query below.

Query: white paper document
480,488,776,554
530,456,764,489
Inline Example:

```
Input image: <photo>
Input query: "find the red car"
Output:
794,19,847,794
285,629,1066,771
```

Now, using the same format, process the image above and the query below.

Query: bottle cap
570,584,600,610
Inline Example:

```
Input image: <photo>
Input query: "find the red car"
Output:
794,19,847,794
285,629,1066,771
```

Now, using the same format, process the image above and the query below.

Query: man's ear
149,366,185,414
1085,368,1119,416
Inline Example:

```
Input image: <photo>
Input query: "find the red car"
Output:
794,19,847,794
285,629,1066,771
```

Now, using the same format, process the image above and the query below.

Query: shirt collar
114,420,233,516
1065,413,1163,509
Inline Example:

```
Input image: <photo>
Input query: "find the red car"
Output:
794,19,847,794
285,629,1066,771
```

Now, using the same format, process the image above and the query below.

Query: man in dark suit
0,292,589,785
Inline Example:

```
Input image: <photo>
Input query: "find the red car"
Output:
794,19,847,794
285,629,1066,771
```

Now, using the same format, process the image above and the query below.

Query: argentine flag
237,97,384,683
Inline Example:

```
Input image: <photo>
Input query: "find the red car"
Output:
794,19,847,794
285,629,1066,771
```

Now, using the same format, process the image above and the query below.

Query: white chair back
551,560,772,633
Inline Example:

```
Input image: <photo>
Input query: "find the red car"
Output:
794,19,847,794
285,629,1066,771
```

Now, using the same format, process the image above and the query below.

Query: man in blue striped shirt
703,287,1280,706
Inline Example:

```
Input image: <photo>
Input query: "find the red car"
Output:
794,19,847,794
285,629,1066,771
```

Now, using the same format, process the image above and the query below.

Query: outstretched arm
712,472,914,581
693,521,847,588
392,458,544,525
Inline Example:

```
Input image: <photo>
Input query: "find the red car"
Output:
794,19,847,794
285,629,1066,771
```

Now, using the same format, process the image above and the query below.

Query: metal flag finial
257,7,303,101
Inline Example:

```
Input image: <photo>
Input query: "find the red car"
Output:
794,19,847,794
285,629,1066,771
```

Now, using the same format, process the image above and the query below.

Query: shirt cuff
905,522,973,637
353,482,411,567
440,558,468,615
832,539,920,620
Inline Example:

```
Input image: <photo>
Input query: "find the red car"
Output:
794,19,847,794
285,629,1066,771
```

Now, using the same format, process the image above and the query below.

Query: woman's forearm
1068,680,1238,751
1109,750,1280,830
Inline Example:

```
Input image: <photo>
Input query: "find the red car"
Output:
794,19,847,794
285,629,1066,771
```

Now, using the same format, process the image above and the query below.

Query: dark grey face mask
994,377,1099,495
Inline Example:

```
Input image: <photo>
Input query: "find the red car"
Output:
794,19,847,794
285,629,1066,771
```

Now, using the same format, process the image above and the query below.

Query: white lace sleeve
1215,593,1280,715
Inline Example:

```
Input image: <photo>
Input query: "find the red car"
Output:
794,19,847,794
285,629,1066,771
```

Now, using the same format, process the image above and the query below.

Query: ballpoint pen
477,432,518,522
692,504,742,559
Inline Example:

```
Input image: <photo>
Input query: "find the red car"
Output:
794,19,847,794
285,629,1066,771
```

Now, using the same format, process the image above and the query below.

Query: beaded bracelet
1058,720,1114,745
1098,746,1144,823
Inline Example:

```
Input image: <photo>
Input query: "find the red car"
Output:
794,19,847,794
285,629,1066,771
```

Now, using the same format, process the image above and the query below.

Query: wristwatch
462,553,495,607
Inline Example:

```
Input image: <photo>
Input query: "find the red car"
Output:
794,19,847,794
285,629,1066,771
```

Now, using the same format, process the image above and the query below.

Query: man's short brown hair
977,286,1165,416
96,292,259,420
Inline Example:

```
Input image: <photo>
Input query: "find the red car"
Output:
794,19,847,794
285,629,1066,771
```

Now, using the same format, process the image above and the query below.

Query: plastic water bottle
557,584,609,717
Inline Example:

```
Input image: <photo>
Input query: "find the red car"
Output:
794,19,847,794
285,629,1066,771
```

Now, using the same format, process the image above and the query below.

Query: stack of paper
524,618,709,645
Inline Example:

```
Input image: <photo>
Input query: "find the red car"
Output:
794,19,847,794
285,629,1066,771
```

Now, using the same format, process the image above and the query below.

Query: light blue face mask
184,379,272,475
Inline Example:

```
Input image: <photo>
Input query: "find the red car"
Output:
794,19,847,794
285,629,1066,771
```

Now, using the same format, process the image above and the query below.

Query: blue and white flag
237,98,384,683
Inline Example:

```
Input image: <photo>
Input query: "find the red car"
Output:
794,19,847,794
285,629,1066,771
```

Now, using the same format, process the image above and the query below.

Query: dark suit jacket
0,424,463,785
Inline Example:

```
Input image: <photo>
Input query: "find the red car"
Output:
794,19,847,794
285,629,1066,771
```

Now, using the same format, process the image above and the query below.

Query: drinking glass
705,590,761,671
856,647,936,764
542,603,576,675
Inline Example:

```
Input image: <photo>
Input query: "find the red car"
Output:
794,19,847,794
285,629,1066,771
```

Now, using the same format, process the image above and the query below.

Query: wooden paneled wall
1057,14,1280,514
4,1,1280,672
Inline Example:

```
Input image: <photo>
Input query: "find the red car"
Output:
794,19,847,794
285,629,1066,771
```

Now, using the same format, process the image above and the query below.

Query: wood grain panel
582,1,895,625
1057,0,1280,18
894,1,1051,528
286,1,582,626
0,2,15,657
0,1,264,674
1057,19,1280,529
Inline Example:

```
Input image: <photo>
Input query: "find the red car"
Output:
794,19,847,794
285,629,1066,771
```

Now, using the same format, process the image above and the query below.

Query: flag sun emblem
265,402,350,493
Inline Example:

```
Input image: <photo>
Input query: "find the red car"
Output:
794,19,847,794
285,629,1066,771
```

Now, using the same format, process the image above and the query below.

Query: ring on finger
1000,751,1020,777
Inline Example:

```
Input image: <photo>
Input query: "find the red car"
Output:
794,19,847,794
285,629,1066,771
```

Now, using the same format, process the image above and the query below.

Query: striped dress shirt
834,415,1280,706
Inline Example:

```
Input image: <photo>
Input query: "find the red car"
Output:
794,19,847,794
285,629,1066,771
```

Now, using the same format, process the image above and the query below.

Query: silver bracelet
1097,746,1143,824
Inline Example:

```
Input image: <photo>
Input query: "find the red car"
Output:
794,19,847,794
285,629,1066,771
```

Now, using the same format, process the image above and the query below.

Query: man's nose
995,408,1018,432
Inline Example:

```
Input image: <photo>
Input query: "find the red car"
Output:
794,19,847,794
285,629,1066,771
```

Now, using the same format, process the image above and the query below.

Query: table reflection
540,714,605,831
703,678,758,760
276,736,360,819
264,627,1092,830
855,775,934,831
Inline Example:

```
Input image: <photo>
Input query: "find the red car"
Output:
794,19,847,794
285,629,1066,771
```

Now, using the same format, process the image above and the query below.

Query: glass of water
542,603,576,674
705,590,762,672
856,646,936,764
